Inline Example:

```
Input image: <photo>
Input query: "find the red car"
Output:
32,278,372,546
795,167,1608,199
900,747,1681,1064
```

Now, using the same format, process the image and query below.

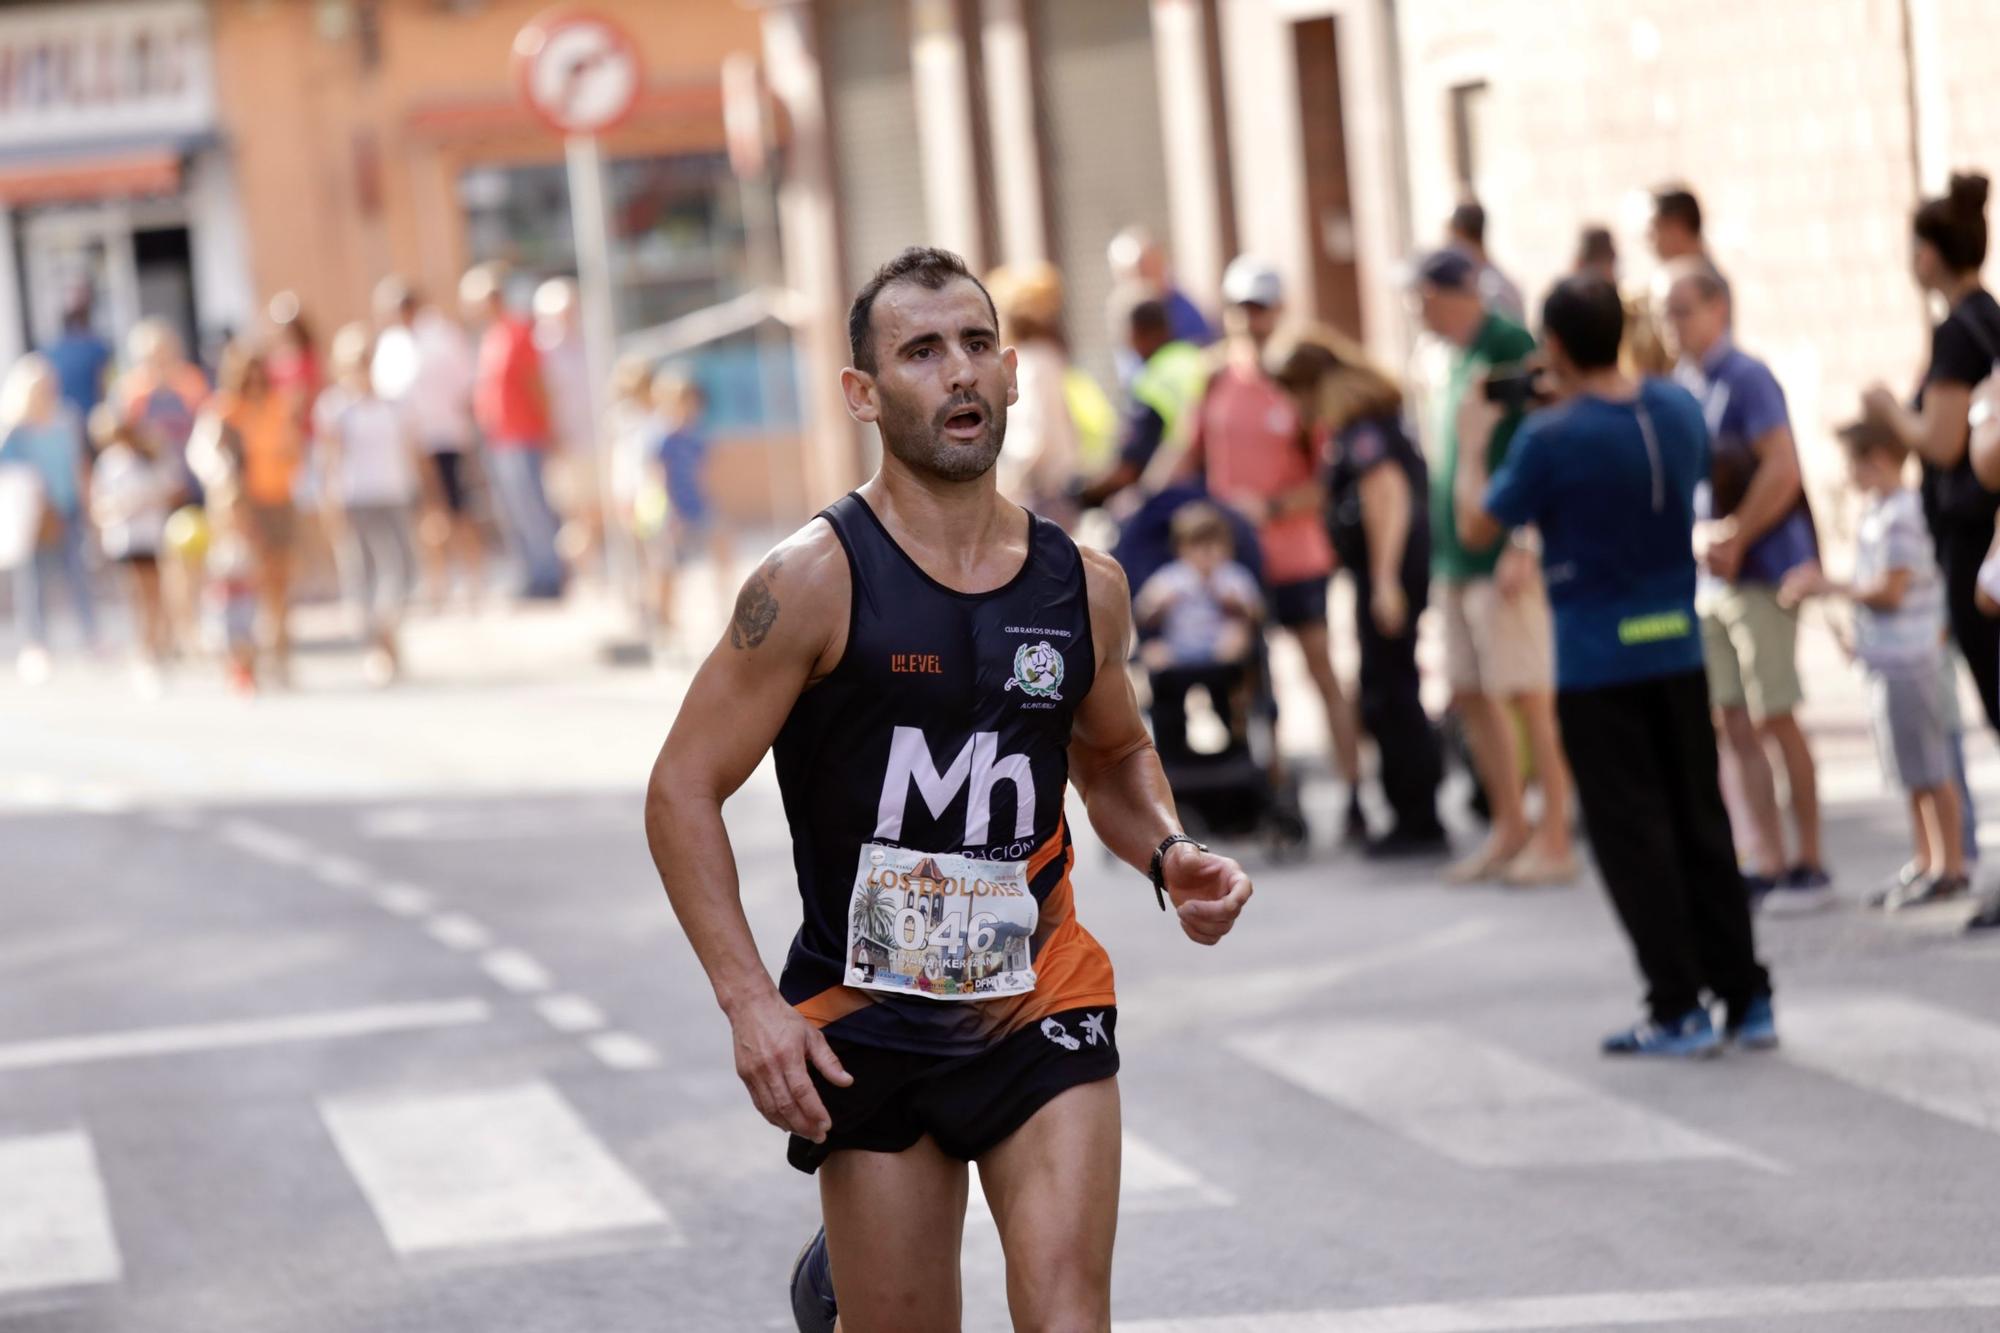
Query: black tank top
773,492,1110,1055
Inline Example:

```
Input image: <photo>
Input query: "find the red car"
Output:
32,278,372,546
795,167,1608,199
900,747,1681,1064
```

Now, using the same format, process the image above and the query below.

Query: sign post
513,10,643,633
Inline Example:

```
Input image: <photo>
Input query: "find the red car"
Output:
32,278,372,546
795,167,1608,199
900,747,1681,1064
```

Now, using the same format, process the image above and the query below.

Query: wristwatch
1148,833,1206,911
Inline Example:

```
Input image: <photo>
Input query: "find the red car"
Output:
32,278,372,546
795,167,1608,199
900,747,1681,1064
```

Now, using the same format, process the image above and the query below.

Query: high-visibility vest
1062,367,1117,473
1129,340,1210,449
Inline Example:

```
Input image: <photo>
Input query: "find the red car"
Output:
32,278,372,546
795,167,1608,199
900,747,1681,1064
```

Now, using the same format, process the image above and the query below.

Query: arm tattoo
729,553,782,649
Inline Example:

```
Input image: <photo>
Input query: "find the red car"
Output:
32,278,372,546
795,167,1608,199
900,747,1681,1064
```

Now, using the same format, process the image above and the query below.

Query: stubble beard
877,387,1008,484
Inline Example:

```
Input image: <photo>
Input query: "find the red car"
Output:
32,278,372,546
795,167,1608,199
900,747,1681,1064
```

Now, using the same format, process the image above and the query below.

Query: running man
645,246,1254,1333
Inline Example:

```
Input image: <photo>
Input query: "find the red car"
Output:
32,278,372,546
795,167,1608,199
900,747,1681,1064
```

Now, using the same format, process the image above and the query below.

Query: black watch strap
1148,833,1205,911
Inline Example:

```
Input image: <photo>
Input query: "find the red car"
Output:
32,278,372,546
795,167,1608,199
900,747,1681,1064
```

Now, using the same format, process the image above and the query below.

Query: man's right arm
643,519,854,1141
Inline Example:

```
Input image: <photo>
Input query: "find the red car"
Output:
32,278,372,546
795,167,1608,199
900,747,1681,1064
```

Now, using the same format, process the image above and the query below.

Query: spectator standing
88,407,176,685
533,278,599,569
1459,274,1773,1057
199,344,303,684
1075,297,1208,509
1108,226,1214,348
650,375,729,635
264,293,323,454
115,319,210,654
1447,200,1526,322
1416,248,1575,886
1278,329,1448,857
1783,424,1967,910
1662,261,1830,911
1184,257,1363,833
987,263,1101,524
41,294,113,417
1629,185,1718,378
1,353,97,681
1865,173,1999,928
463,264,565,600
372,277,483,607
315,324,421,685
1574,226,1619,285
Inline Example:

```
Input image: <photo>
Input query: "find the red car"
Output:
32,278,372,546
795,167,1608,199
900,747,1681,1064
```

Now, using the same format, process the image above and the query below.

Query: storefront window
458,151,796,430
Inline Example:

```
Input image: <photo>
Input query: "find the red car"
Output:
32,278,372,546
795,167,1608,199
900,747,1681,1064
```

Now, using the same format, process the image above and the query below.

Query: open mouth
941,403,987,438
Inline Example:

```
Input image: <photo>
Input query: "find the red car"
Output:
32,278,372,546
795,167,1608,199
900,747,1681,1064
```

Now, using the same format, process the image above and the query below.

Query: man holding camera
1456,274,1775,1058
1417,249,1577,887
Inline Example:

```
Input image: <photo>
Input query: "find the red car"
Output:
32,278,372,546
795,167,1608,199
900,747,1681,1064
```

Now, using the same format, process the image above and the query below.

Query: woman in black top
1865,172,2000,931
1276,330,1446,858
1867,173,2000,726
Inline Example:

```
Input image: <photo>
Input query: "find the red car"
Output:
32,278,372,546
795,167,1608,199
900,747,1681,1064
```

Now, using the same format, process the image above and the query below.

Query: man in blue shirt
40,296,112,417
1456,274,1773,1059
1663,260,1829,912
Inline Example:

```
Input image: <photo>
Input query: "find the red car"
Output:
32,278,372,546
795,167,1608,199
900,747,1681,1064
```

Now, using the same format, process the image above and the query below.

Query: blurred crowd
0,264,728,694
972,171,2000,973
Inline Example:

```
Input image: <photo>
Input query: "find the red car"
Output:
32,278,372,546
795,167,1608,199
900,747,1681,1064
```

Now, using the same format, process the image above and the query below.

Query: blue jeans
485,446,565,598
14,515,98,648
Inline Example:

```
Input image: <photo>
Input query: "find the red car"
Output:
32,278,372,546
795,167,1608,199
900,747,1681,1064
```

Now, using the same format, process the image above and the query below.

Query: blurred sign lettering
0,1,215,148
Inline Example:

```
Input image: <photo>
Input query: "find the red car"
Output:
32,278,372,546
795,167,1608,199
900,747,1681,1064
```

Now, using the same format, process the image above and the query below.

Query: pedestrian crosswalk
13,984,2000,1312
1230,1020,1774,1171
321,1080,678,1257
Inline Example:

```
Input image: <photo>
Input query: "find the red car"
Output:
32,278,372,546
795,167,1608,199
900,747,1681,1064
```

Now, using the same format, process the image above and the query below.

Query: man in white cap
1180,256,1363,836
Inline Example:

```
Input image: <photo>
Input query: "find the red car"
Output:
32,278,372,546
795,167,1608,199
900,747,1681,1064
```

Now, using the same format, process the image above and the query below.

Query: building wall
822,0,927,297
210,0,761,337
1032,0,1177,392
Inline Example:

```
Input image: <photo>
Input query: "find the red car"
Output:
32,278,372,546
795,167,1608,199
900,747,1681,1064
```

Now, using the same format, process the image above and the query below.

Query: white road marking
1781,992,2000,1134
0,999,490,1073
424,913,493,952
215,818,311,867
373,883,435,917
480,948,554,995
967,1131,1230,1226
1112,1274,2000,1331
320,1080,675,1256
587,1032,661,1070
1230,1021,1773,1171
310,854,371,889
0,1130,121,1296
535,994,607,1034
1119,919,1497,1039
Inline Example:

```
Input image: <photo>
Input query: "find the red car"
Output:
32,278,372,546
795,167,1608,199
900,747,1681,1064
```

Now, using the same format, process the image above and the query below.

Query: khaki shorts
1441,576,1555,697
1700,582,1802,721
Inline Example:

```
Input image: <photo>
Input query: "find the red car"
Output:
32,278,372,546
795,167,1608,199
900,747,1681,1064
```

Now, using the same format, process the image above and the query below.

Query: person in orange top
194,342,302,681
1182,257,1364,835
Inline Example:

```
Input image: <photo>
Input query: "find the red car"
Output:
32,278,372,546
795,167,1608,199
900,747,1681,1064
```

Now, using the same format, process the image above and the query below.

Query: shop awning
0,148,182,206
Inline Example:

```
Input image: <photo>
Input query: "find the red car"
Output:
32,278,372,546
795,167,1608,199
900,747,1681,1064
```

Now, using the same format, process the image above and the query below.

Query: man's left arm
1706,372,1801,580
1067,547,1252,945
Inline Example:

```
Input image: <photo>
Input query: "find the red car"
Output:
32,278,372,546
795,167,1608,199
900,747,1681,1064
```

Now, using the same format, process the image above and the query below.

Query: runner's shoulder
1077,545,1132,663
725,516,851,667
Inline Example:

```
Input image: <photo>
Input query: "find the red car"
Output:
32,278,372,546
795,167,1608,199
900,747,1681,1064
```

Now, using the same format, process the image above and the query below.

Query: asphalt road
7,604,2000,1333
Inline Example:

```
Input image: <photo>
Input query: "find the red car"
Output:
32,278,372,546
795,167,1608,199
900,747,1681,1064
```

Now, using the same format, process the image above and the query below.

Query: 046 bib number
844,844,1038,1001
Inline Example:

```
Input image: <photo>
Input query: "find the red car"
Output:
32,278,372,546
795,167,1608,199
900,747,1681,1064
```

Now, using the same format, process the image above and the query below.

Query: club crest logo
1004,640,1064,700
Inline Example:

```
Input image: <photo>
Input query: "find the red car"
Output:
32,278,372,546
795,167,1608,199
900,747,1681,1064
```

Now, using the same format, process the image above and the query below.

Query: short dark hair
1914,172,1990,274
847,246,997,373
1837,417,1907,466
1575,225,1616,270
1127,298,1170,339
1541,275,1624,371
1449,200,1487,245
1652,185,1702,238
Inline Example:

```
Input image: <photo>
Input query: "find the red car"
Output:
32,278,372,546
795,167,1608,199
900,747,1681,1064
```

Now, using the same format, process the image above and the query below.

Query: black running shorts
786,1006,1119,1174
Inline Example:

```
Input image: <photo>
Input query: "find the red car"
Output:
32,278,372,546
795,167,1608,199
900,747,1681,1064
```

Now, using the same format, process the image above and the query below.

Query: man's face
1661,277,1726,362
1418,283,1480,345
1225,301,1279,350
846,278,1016,484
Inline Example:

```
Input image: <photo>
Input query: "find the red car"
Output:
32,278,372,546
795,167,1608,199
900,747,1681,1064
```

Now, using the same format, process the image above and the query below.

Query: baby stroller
1113,484,1309,854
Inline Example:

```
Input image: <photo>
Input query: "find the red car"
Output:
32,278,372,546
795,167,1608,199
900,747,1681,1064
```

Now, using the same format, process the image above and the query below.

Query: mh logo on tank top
874,725,1034,846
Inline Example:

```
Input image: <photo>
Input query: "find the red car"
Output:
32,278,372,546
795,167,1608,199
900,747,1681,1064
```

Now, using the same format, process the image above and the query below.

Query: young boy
1134,501,1263,671
1783,422,1966,908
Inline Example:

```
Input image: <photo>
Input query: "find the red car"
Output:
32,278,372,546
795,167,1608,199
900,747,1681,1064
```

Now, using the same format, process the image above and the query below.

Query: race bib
843,844,1038,1001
